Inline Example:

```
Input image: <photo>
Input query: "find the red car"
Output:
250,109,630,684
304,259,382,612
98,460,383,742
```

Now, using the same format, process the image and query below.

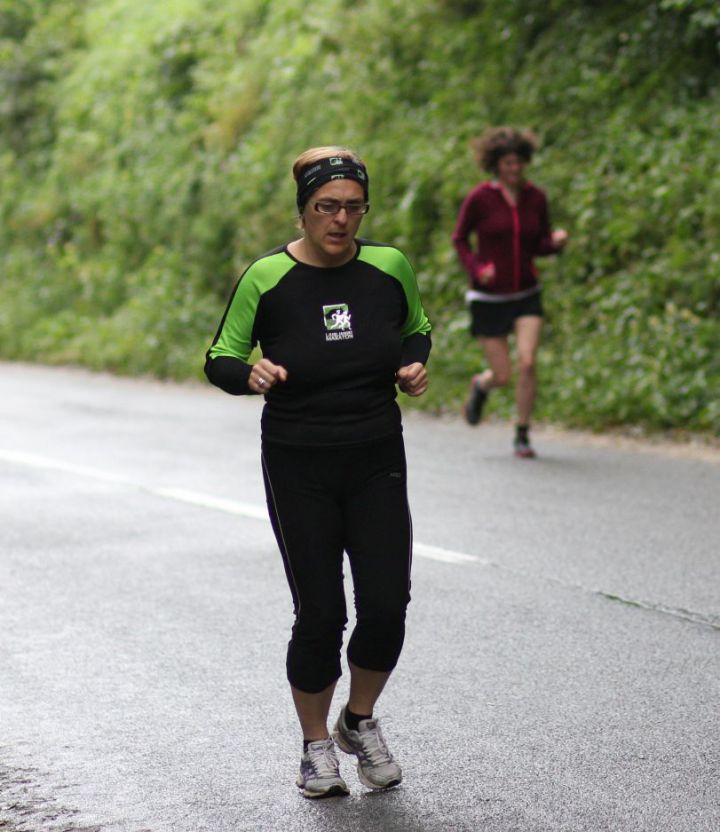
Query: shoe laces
357,719,394,767
307,740,340,778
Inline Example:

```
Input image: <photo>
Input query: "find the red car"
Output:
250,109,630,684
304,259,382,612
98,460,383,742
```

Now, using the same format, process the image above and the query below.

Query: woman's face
496,152,525,188
300,178,366,266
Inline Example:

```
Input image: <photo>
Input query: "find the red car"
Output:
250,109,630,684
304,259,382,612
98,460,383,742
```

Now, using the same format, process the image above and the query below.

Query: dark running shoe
513,436,537,459
464,376,488,425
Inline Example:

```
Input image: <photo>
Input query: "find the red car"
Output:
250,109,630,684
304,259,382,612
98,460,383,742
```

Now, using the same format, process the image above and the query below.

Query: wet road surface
1,363,718,831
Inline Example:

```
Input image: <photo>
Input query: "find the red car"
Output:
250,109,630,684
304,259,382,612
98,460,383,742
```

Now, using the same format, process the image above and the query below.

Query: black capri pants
261,434,412,694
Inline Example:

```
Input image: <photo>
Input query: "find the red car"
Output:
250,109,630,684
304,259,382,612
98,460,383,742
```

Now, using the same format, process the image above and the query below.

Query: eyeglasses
313,200,370,216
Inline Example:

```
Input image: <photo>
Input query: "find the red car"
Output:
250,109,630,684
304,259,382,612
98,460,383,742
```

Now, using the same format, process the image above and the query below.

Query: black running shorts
469,291,544,338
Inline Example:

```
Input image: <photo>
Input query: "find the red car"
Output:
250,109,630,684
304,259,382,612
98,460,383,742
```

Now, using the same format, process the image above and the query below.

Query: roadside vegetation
1,0,718,432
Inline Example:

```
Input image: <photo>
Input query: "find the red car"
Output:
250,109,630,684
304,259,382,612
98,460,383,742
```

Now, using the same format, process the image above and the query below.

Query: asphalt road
1,362,718,832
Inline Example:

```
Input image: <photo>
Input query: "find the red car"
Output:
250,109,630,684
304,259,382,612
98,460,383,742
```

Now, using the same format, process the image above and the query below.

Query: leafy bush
0,0,718,433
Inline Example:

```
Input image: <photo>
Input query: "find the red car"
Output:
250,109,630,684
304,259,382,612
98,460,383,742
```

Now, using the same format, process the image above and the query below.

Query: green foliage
0,0,718,432
661,0,720,36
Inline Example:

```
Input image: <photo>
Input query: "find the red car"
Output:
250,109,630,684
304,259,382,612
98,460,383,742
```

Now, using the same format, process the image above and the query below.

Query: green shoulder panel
208,250,294,361
358,244,432,338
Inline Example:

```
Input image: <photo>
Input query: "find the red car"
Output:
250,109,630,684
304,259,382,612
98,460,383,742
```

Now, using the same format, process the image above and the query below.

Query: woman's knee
287,605,347,691
356,596,409,636
292,603,347,648
490,367,512,387
517,354,536,375
347,607,407,671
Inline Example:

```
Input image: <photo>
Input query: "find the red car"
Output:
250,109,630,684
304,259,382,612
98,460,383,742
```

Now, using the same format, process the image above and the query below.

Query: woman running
452,127,568,457
205,147,431,797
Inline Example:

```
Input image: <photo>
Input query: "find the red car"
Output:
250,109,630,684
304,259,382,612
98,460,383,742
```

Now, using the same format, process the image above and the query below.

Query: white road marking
0,449,480,566
153,487,270,522
0,450,135,486
2,448,717,628
413,543,485,565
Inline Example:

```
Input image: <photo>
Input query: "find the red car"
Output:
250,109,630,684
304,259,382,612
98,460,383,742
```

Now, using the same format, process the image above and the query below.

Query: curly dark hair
470,127,539,173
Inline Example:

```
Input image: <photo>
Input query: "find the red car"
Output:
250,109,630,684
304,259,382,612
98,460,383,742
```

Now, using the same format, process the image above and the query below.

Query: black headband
296,156,369,213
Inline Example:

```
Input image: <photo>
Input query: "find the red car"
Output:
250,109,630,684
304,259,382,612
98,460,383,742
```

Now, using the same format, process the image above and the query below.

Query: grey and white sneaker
332,707,402,790
296,738,349,799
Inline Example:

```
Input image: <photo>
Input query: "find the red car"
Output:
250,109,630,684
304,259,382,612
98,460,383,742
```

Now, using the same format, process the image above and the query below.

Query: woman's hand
552,228,569,249
396,363,428,397
250,358,288,394
475,261,496,286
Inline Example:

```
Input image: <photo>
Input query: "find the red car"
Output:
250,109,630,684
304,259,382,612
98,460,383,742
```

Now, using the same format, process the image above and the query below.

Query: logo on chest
323,303,354,341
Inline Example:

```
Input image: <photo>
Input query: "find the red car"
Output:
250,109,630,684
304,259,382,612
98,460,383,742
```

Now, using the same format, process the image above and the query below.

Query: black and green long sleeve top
205,239,432,447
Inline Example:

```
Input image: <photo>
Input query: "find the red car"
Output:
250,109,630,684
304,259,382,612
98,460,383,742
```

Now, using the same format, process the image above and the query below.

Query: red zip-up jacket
452,180,560,296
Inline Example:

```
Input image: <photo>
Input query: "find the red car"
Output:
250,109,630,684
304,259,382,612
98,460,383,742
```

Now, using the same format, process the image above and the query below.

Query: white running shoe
332,707,402,790
296,738,349,799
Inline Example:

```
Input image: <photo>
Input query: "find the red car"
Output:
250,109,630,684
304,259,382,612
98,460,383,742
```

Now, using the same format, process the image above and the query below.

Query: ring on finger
257,376,266,387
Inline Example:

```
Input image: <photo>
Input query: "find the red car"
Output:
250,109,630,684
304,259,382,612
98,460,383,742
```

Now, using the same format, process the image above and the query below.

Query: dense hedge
1,0,718,432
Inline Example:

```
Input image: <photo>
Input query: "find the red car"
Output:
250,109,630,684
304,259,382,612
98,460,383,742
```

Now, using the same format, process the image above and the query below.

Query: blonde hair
292,146,366,183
